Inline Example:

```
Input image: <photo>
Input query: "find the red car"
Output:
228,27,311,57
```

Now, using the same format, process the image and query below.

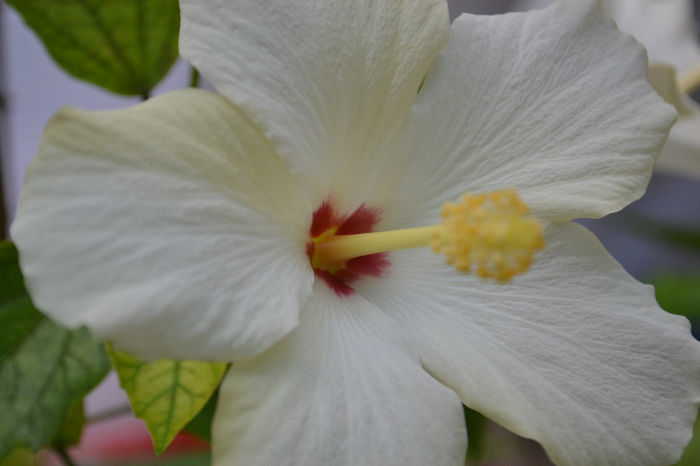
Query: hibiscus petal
212,283,466,466
11,89,314,361
655,101,700,177
647,64,697,116
179,0,449,212
356,222,700,466
607,0,700,72
383,0,676,228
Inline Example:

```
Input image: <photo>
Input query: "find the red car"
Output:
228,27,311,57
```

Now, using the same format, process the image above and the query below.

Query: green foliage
0,242,110,460
675,413,700,466
0,448,39,466
51,398,86,448
108,346,226,454
7,0,180,97
625,213,700,251
183,390,218,441
652,275,700,465
464,405,487,461
653,274,700,323
650,225,700,251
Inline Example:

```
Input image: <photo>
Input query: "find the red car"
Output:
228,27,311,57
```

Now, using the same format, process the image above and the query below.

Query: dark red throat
307,200,389,297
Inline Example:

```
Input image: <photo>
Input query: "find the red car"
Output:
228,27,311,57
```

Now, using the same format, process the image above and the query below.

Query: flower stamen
678,62,700,94
312,190,545,282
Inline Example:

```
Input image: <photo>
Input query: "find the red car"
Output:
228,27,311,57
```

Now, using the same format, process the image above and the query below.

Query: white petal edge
656,109,700,178
179,0,449,213
647,63,697,116
653,91,700,178
212,283,467,466
357,222,700,466
607,0,700,72
382,0,676,229
11,89,314,361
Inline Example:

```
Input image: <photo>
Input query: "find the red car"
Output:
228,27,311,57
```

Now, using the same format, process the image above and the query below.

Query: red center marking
307,199,389,297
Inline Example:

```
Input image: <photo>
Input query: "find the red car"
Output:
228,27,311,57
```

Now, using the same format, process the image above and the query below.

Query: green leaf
653,276,700,465
0,448,39,466
464,405,488,461
622,213,700,251
6,0,180,97
51,398,86,448
0,241,111,460
652,275,700,323
675,411,700,466
183,390,218,441
107,346,226,454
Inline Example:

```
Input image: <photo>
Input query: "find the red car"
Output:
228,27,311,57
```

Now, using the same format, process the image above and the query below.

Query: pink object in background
42,416,208,465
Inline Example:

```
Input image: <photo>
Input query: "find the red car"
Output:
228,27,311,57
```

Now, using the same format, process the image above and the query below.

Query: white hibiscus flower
10,1,700,465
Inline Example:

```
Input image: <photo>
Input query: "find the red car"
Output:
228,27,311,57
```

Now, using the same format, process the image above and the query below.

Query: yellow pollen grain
311,190,545,282
431,190,545,282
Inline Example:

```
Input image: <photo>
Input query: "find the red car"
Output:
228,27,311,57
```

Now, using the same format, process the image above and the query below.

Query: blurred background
1,0,698,465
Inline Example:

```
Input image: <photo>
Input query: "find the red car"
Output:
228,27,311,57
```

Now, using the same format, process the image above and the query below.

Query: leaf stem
54,446,77,466
189,66,200,88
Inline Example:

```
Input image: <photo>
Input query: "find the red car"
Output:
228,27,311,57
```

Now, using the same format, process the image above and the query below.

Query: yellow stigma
311,190,545,282
431,191,545,282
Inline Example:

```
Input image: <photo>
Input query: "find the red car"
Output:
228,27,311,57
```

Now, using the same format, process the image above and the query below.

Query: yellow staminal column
312,190,546,282
678,63,700,94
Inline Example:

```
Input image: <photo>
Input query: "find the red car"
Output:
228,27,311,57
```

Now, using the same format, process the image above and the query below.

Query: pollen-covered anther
431,190,545,282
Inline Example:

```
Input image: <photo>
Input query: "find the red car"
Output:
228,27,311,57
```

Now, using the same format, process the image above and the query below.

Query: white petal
606,1,700,119
656,101,700,177
607,0,700,72
356,223,700,466
212,283,466,466
11,89,314,361
647,64,697,116
179,0,449,212
382,0,676,228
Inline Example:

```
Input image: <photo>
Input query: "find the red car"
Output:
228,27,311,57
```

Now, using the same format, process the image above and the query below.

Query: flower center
309,190,545,290
306,200,389,297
